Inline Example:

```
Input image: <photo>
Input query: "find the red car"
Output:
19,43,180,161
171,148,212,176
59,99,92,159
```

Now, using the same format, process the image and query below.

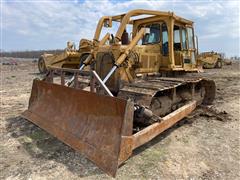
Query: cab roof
110,9,193,25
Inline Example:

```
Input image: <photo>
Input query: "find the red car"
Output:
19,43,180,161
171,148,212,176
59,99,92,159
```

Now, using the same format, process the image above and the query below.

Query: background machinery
37,39,92,73
198,51,223,69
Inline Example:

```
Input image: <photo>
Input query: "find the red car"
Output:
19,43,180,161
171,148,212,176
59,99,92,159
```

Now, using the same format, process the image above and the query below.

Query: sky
1,0,239,57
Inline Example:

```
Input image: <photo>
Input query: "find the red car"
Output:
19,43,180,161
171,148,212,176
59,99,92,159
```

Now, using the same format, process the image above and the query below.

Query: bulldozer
22,9,216,177
197,51,223,69
38,39,92,73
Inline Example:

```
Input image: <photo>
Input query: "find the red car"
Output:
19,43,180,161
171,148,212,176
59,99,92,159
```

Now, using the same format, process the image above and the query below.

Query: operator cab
136,20,197,72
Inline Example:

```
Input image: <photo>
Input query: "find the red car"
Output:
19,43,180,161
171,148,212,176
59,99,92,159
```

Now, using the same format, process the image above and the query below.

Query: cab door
160,22,170,69
173,25,183,68
136,23,161,73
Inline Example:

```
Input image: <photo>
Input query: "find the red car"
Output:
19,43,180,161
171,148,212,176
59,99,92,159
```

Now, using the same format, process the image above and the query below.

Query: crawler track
118,76,215,125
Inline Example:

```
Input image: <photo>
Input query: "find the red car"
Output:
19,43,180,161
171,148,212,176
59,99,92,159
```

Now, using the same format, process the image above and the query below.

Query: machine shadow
5,116,104,178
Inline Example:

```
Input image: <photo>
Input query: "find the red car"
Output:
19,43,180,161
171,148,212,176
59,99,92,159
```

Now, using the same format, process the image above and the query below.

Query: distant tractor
198,51,223,69
38,39,92,73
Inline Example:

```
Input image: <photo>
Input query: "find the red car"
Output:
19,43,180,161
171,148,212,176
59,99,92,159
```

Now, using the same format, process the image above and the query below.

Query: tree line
0,50,64,59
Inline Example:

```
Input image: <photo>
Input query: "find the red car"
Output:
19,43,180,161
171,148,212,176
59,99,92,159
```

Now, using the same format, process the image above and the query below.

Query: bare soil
1,58,239,179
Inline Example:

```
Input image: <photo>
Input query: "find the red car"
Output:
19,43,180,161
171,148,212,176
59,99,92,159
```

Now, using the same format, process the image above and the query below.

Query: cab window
181,28,187,49
187,27,194,49
162,23,168,56
174,25,181,51
142,24,160,44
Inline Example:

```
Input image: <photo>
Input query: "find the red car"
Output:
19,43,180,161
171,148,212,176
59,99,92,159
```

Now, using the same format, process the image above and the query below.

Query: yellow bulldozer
197,51,223,69
22,9,216,177
38,39,92,73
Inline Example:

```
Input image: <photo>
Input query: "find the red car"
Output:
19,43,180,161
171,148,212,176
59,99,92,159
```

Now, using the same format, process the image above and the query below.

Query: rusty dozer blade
21,78,199,177
22,79,134,177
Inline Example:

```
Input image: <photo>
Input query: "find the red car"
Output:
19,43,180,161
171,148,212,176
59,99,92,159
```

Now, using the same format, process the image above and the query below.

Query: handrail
45,67,113,97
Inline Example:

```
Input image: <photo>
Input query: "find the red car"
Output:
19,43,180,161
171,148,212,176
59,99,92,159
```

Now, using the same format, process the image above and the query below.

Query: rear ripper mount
22,67,215,177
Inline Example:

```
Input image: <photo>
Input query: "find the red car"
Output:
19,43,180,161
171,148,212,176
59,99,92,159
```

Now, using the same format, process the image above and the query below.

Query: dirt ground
1,58,239,179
